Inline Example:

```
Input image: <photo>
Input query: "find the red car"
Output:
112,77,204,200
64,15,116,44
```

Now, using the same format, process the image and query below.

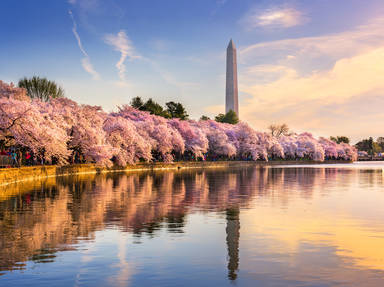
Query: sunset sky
1,0,384,142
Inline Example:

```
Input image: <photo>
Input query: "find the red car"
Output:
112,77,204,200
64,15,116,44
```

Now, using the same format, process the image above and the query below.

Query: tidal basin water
1,163,384,286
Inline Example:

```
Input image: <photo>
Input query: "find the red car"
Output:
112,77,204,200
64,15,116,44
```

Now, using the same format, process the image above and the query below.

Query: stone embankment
0,160,351,187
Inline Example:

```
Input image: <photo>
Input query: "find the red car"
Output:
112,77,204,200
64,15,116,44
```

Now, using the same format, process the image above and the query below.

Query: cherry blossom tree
116,106,185,162
169,119,208,158
235,122,268,160
198,120,236,158
104,115,152,165
0,80,28,100
319,137,339,159
0,97,70,164
0,80,358,166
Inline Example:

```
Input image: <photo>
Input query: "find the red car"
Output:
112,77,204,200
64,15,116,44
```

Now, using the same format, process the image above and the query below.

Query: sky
1,0,384,143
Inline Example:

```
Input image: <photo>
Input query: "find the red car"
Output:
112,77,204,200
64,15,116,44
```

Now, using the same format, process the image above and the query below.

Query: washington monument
225,39,239,117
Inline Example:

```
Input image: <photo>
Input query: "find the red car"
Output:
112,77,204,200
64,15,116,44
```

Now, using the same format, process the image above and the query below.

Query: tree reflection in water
0,166,382,283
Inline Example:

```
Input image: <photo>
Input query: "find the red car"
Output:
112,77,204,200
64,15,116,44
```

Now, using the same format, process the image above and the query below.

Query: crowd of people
0,149,35,167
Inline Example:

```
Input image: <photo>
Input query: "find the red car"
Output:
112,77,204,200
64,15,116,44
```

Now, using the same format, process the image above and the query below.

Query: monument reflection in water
1,164,384,286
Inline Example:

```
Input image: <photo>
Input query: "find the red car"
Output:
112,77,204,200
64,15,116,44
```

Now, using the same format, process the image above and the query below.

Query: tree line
0,78,358,167
266,124,384,157
15,76,380,159
323,135,384,155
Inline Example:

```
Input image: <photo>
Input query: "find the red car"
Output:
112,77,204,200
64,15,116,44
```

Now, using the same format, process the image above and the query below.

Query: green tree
330,136,350,144
355,137,381,155
142,98,170,118
223,110,239,124
200,115,210,121
373,142,382,154
368,137,374,155
377,137,384,151
18,76,64,101
166,101,189,120
130,96,144,109
355,139,371,152
215,110,239,124
215,113,225,122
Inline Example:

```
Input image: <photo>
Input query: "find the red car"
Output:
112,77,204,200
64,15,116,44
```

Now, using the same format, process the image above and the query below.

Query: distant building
225,39,239,117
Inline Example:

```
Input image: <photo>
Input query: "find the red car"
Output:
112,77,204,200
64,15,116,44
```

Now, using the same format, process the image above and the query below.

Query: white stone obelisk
225,39,239,117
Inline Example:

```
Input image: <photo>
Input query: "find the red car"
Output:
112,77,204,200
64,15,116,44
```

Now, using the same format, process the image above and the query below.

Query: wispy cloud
104,31,196,92
68,10,100,80
242,6,306,29
233,17,384,141
240,17,384,71
149,60,200,95
104,31,141,84
211,0,227,16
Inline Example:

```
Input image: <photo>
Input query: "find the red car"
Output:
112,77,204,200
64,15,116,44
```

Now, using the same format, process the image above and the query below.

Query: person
11,151,17,167
25,152,31,166
17,150,22,166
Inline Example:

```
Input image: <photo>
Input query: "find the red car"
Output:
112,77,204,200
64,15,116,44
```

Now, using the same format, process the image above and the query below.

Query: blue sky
1,0,384,142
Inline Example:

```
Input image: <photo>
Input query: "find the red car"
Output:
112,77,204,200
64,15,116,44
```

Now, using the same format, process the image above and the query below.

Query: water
1,162,384,286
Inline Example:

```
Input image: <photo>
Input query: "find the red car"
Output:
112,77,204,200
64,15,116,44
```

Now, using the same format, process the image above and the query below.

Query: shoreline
0,160,352,187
